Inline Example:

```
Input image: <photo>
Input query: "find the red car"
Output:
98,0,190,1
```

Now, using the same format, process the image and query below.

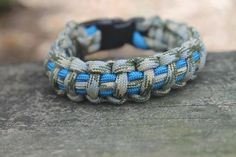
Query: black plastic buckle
80,17,144,50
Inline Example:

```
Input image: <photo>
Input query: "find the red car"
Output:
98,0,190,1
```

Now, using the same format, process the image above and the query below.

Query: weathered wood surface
0,52,236,157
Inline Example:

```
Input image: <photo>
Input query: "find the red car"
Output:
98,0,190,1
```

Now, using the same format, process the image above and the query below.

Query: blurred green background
0,0,236,63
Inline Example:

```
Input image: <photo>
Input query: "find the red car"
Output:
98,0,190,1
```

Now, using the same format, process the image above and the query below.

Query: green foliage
0,0,14,11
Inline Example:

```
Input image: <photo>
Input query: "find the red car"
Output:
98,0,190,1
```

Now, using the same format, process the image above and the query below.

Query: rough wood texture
0,52,236,157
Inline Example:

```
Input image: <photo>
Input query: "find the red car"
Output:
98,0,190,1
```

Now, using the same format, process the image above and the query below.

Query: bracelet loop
44,16,207,104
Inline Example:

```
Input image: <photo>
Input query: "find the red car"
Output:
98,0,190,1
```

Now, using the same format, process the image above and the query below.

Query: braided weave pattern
44,16,207,104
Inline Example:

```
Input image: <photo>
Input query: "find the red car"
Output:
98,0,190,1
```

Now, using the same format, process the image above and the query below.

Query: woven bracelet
44,16,207,104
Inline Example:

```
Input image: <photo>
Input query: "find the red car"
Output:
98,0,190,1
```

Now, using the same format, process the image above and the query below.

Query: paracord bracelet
44,16,207,104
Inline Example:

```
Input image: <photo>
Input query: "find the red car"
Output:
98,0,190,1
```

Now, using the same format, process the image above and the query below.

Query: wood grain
0,52,236,157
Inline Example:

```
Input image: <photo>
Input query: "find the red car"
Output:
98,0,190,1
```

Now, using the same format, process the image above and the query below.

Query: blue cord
127,87,140,94
192,51,200,62
99,89,113,96
85,25,97,36
58,68,69,78
128,71,143,81
154,66,168,76
153,80,165,90
76,73,90,82
75,89,87,95
176,59,187,69
47,60,55,71
100,73,116,83
132,31,148,49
